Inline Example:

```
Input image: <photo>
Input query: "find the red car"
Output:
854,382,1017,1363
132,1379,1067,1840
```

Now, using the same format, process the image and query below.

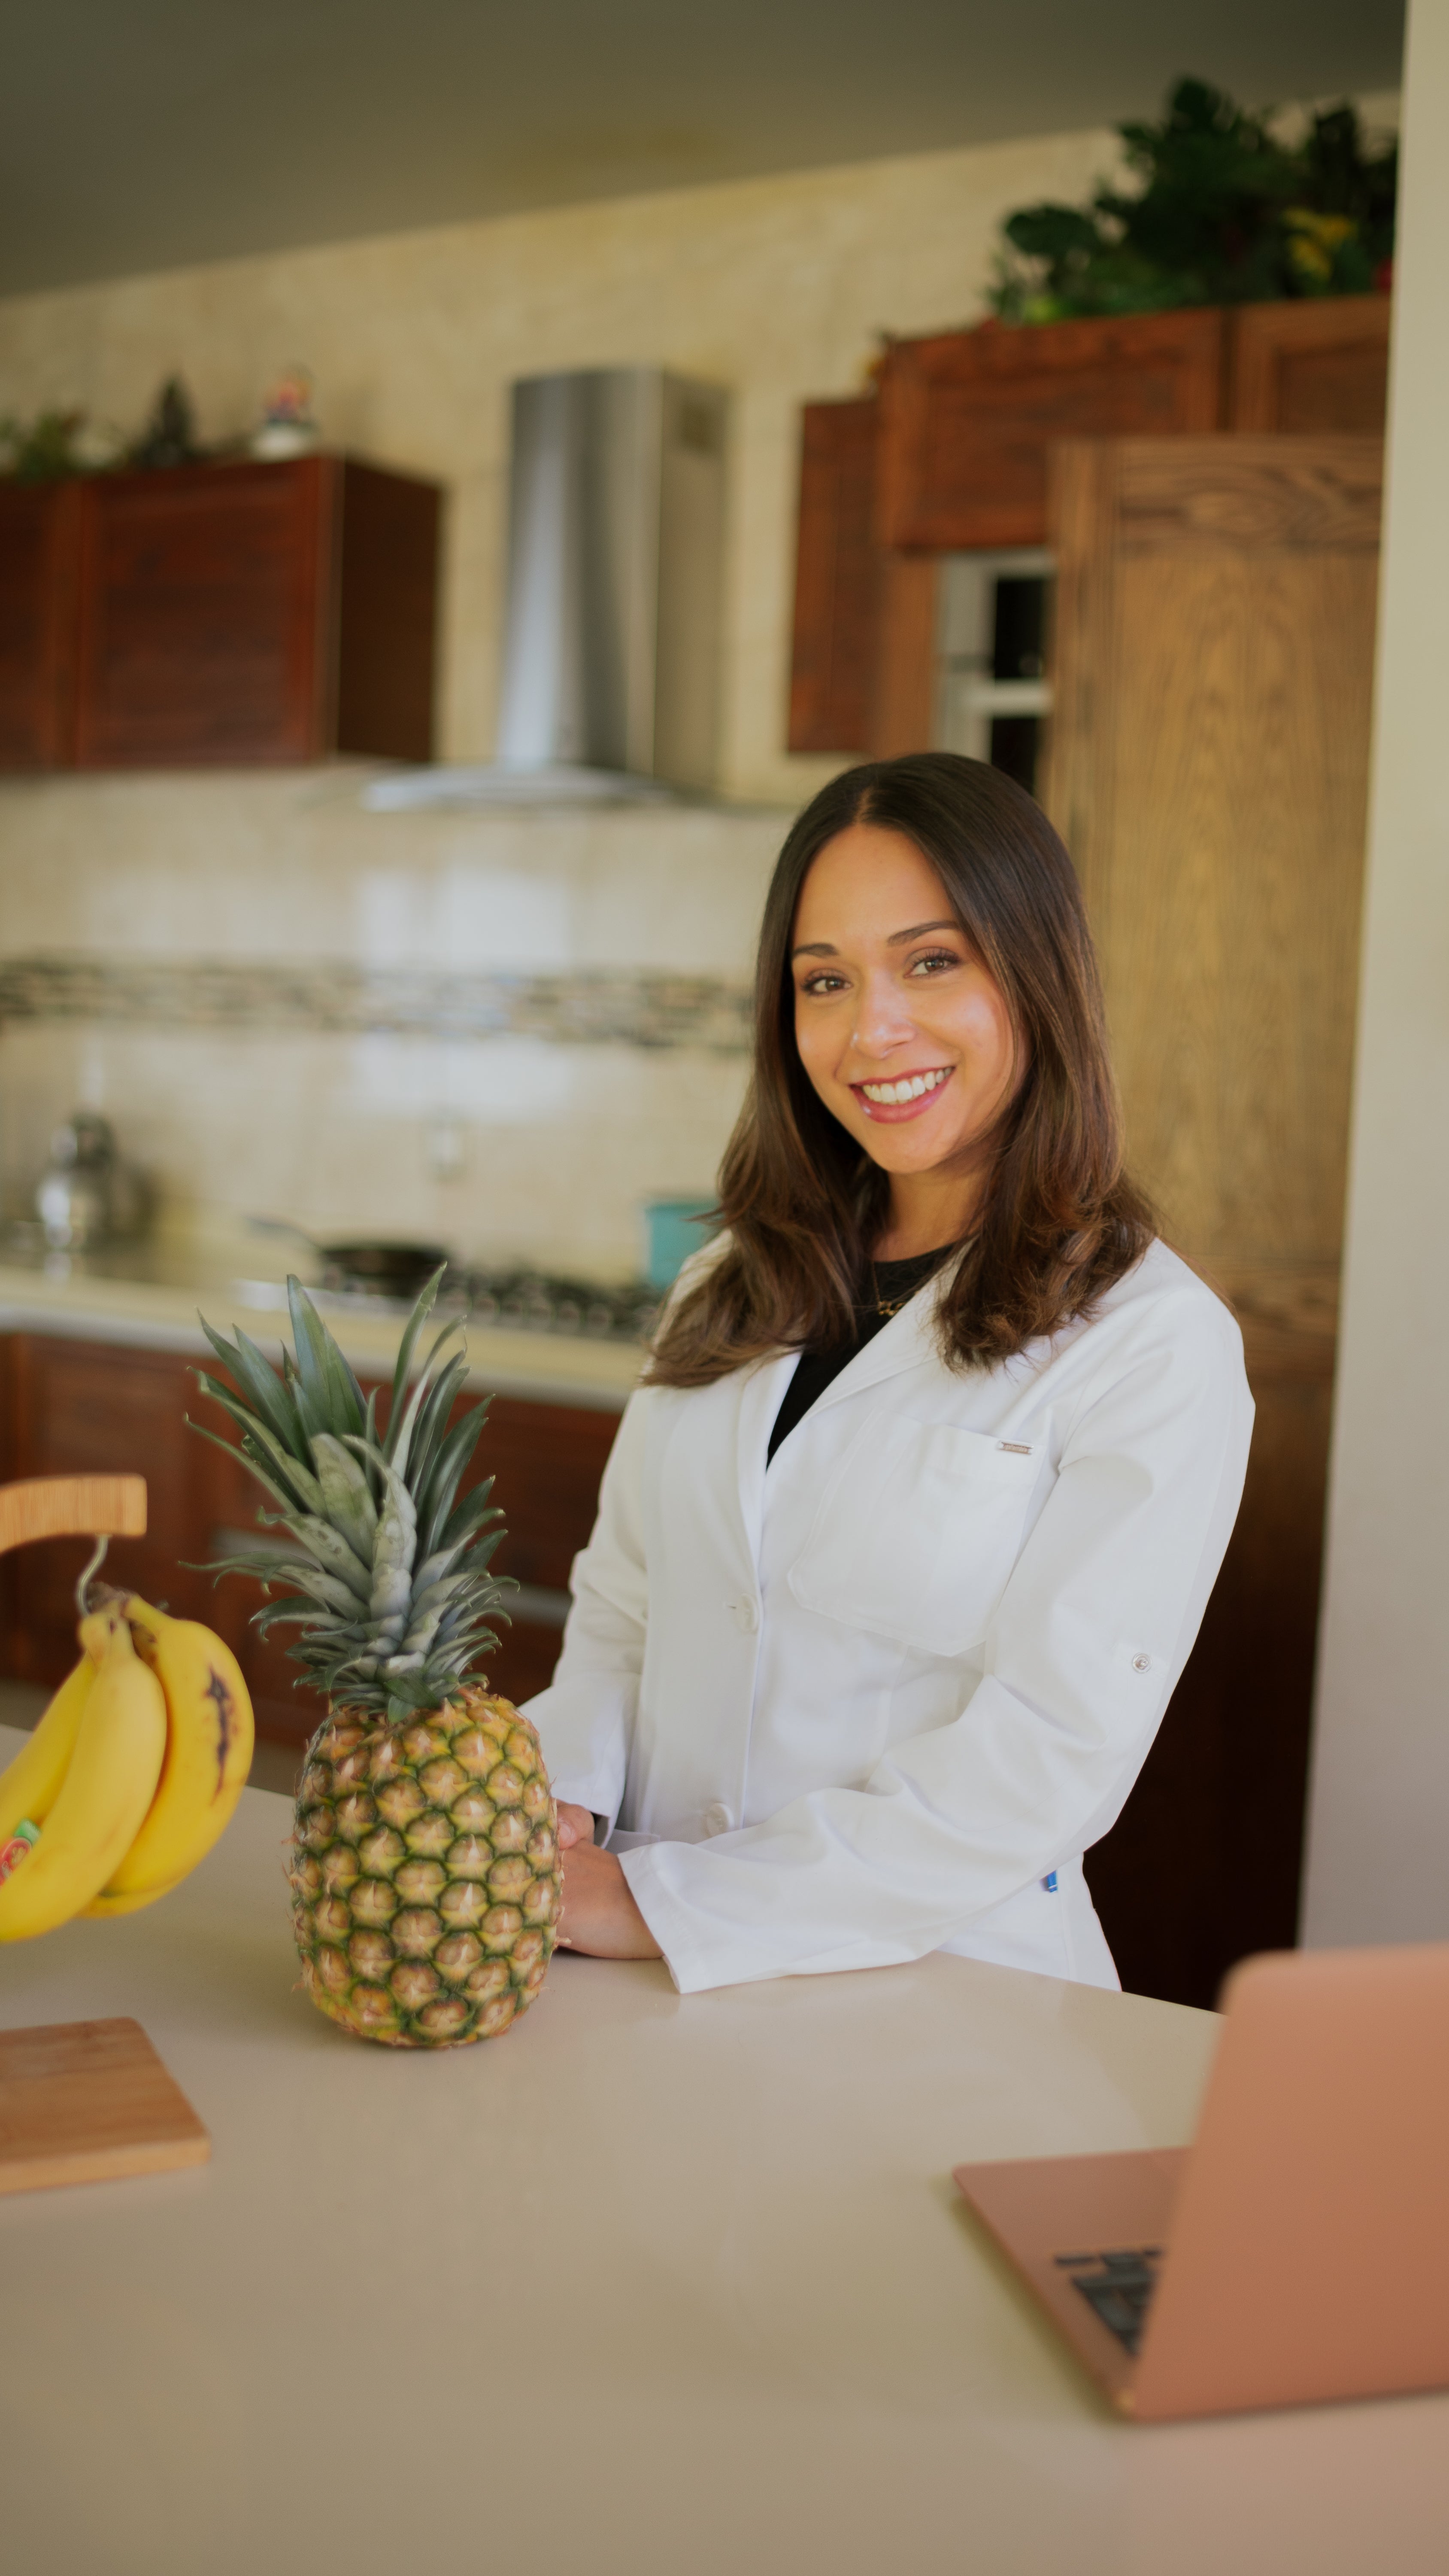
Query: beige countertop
1,1732,1444,2576
0,1251,641,1411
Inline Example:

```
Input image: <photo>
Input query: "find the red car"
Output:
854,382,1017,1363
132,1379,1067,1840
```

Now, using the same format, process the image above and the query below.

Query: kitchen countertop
0,1248,641,1411
1,1732,1444,2576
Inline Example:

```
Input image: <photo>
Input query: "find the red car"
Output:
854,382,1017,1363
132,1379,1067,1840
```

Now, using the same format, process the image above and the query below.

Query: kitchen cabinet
0,480,83,768
1229,296,1391,431
788,396,880,754
0,453,441,772
788,295,1391,757
876,309,1226,554
0,1334,617,1741
1046,432,1381,2007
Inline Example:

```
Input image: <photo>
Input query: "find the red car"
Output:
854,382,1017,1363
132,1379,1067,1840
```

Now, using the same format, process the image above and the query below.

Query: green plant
991,78,1397,323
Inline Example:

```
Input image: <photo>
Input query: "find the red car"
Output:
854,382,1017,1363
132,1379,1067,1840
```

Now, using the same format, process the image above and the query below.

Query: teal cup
643,1197,717,1292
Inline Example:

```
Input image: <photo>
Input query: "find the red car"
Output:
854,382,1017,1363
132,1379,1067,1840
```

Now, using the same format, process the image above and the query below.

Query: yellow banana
85,1595,254,1913
86,1870,186,1918
0,1608,166,1941
0,1656,94,1843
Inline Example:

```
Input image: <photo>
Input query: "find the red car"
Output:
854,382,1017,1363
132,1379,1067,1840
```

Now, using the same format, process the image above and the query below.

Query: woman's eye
908,948,962,977
798,971,847,996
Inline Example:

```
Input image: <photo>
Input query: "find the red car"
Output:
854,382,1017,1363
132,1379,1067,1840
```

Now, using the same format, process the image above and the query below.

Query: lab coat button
728,1597,760,1634
703,1801,734,1837
1131,1653,1152,1673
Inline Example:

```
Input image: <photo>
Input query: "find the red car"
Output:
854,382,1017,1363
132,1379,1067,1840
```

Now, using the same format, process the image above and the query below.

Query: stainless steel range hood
367,367,728,809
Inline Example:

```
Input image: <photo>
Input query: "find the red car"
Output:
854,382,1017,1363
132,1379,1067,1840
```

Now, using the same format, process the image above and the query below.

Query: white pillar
1302,0,1449,1944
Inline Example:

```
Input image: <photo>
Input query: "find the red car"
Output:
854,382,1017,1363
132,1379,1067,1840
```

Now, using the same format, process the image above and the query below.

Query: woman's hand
554,1801,661,1959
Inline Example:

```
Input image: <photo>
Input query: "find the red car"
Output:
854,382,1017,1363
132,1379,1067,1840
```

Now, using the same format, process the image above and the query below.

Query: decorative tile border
0,956,754,1054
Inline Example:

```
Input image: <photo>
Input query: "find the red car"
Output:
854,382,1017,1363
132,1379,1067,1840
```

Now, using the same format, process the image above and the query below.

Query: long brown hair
648,752,1153,1386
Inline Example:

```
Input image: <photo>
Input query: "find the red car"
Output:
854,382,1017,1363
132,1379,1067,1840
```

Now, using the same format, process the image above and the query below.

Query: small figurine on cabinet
250,366,319,460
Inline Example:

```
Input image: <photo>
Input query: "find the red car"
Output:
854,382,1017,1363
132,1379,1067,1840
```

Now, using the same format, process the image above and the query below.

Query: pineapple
193,1270,560,2046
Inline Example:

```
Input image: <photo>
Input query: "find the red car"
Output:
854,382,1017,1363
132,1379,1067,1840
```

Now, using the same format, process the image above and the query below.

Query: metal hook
75,1533,109,1619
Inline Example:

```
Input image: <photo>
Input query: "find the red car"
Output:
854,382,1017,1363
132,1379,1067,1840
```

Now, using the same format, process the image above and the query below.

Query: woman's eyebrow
887,919,962,945
791,918,962,961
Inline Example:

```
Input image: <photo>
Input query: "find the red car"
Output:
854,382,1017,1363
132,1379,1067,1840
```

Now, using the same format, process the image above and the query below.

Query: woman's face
790,823,1020,1187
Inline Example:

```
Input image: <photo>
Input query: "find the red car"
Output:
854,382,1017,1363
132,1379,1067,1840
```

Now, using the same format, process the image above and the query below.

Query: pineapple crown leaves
186,1267,515,1719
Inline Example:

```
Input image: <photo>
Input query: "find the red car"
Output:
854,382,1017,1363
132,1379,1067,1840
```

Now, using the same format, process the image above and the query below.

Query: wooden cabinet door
876,310,1225,552
0,481,82,769
0,1335,217,1683
334,459,440,762
1230,296,1390,433
1044,433,1381,2005
787,397,880,754
73,458,336,766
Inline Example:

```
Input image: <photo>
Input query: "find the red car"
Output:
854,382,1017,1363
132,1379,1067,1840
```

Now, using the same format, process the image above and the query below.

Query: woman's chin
852,1121,972,1176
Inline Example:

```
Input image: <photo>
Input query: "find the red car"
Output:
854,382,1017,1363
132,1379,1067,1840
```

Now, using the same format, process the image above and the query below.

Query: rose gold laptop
953,1943,1449,2421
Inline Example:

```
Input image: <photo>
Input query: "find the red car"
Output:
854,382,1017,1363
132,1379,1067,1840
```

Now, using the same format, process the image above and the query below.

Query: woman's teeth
859,1068,950,1105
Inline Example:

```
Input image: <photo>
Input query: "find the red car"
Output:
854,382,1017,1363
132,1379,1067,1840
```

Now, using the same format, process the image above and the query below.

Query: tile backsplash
0,772,784,1277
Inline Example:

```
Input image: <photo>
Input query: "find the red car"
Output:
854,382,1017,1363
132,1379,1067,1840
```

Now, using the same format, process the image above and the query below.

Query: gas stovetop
310,1265,661,1344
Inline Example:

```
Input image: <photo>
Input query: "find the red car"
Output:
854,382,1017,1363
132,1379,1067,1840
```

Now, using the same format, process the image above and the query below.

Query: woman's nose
851,972,916,1058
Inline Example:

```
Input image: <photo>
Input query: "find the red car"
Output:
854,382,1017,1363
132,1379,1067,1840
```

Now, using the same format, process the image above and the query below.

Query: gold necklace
869,1261,923,1319
869,1242,958,1320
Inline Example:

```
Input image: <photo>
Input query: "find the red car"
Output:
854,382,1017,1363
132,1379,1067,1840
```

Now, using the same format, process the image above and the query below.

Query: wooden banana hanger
0,1476,147,1560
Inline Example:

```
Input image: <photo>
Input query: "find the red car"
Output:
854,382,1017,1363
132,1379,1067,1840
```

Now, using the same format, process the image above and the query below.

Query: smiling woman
655,752,1155,1379
528,753,1254,1996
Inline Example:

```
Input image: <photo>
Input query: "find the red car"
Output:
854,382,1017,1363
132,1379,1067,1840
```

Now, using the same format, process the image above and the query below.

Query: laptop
952,1942,1449,2421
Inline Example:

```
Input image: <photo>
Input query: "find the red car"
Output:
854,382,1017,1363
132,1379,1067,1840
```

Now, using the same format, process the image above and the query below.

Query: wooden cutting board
0,2017,209,2194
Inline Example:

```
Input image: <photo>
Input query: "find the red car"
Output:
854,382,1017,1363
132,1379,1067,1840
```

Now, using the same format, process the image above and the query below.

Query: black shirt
766,1245,957,1467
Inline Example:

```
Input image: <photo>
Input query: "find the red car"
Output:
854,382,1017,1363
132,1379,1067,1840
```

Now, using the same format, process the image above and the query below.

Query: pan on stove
249,1218,454,1303
320,1239,455,1300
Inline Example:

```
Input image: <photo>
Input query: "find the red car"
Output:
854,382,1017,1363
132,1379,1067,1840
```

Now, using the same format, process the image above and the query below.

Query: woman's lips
849,1065,955,1123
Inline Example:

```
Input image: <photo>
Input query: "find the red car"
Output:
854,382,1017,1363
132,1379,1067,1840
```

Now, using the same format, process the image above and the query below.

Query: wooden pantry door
1044,433,1382,2007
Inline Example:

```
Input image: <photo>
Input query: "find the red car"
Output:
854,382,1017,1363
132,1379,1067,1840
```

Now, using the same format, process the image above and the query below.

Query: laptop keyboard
1054,2246,1163,2354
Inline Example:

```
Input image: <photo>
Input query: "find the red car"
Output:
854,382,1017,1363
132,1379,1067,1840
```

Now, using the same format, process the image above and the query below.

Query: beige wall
1302,3,1449,1942
0,124,1134,804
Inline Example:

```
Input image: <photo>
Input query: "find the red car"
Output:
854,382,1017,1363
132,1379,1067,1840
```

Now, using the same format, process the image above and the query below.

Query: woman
527,753,1252,1992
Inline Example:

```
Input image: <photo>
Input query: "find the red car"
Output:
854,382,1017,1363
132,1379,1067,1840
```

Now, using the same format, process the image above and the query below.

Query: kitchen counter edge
0,1265,640,1414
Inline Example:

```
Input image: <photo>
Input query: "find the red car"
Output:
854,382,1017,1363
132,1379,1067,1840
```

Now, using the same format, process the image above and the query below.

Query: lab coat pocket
787,1416,1040,1656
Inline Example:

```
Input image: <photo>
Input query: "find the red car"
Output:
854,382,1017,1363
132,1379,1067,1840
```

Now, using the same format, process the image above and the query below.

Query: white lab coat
524,1238,1253,1996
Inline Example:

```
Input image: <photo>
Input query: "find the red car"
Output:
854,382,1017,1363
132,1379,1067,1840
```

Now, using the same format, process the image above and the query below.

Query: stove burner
312,1262,659,1343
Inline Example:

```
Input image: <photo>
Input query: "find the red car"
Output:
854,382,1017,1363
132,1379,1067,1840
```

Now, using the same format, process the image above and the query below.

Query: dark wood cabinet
0,1333,619,1745
788,295,1391,759
787,398,880,755
0,453,441,772
0,480,83,768
876,309,1226,553
1228,296,1391,432
74,459,334,767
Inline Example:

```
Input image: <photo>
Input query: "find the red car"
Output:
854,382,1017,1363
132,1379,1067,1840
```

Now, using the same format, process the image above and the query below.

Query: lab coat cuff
618,1846,913,1995
618,1847,771,1993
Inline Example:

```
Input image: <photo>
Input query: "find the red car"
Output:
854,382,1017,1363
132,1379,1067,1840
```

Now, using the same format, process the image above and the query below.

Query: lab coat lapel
802,1281,943,1416
731,1270,955,1549
735,1351,799,1566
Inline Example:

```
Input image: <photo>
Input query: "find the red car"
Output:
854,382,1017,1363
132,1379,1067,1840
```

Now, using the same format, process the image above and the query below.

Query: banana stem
75,1534,110,1619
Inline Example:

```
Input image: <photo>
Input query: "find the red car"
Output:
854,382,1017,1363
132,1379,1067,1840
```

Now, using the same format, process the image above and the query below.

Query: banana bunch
0,1595,255,1941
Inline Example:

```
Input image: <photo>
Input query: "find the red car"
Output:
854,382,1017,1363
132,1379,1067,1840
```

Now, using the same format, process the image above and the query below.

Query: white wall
1302,0,1449,1942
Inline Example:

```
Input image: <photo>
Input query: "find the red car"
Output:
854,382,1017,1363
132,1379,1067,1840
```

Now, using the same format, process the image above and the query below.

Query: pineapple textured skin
291,1686,559,2046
